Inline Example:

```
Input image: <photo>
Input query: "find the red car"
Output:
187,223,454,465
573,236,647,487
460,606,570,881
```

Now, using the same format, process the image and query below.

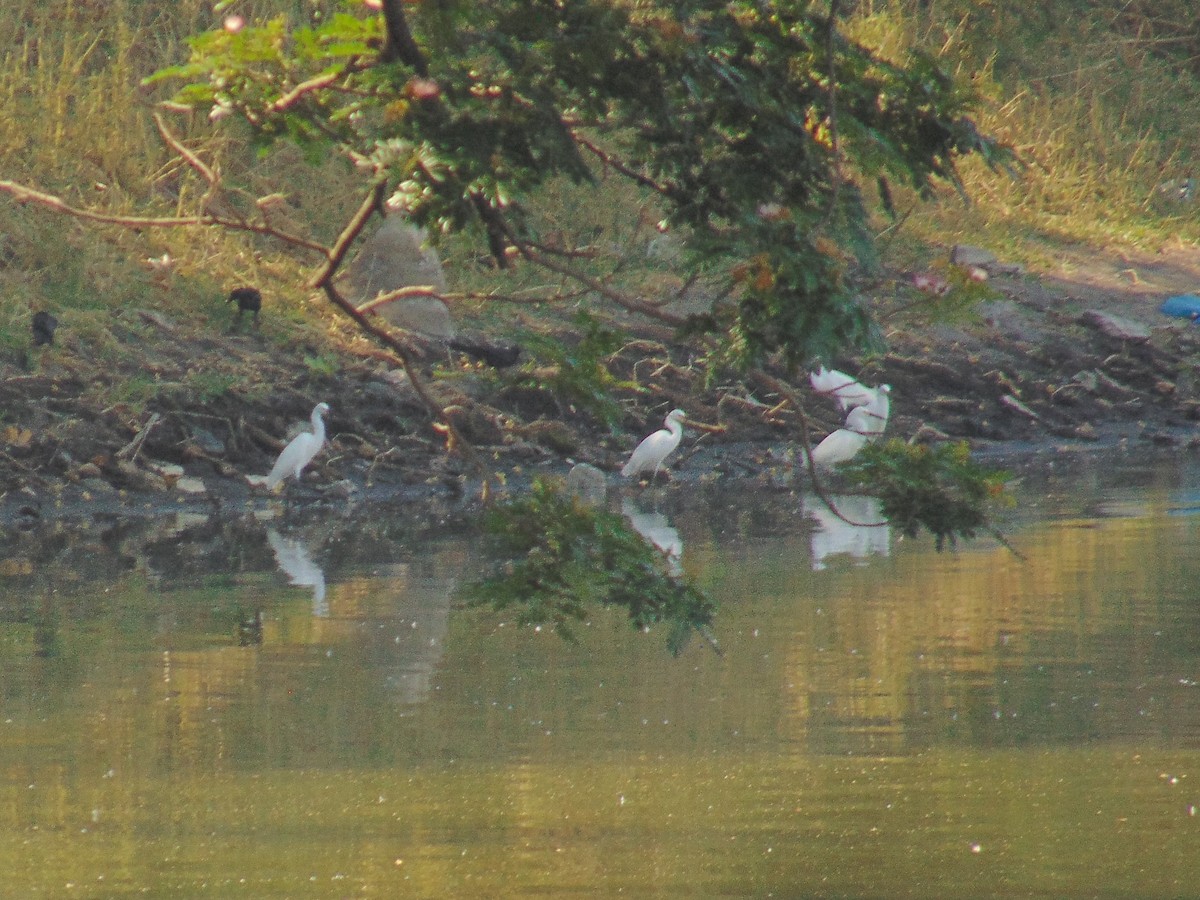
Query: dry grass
0,0,354,373
850,1,1200,270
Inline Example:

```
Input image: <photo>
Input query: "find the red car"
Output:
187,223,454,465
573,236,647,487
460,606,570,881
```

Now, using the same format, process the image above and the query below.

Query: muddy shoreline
5,245,1200,532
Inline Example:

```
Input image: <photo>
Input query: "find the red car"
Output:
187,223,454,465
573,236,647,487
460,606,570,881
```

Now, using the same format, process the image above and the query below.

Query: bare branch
355,284,446,316
379,0,428,74
308,179,388,290
153,111,217,185
514,241,688,326
319,279,489,482
271,66,360,113
575,132,675,199
752,370,886,529
0,179,331,256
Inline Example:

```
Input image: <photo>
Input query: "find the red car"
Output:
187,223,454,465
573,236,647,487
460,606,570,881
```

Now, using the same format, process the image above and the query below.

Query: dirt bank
3,242,1200,529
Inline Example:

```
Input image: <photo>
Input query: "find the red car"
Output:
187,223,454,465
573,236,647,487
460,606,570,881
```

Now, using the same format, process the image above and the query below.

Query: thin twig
116,413,162,462
152,111,217,185
0,179,330,256
355,284,445,316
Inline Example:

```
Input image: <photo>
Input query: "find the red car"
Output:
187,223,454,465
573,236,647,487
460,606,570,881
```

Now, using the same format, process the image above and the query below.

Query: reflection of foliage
519,312,638,428
839,440,1012,551
465,479,716,654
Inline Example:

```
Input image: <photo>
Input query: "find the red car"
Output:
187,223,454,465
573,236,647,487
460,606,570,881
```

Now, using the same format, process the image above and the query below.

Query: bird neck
311,409,326,441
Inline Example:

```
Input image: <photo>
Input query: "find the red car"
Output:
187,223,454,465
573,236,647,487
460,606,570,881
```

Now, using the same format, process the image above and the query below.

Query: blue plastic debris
1159,294,1200,321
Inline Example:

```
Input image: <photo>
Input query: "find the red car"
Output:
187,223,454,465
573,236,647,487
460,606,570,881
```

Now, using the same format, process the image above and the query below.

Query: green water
2,456,1199,897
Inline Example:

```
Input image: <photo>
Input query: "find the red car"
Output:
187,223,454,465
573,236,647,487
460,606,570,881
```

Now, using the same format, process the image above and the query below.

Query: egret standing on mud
622,408,686,482
266,402,330,491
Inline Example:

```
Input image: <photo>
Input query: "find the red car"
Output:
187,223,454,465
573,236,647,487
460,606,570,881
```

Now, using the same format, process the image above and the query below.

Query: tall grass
0,0,352,368
849,1,1200,263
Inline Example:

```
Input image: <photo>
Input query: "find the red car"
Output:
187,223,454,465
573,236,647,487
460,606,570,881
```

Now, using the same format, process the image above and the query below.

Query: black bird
227,286,262,326
448,335,522,368
31,311,57,347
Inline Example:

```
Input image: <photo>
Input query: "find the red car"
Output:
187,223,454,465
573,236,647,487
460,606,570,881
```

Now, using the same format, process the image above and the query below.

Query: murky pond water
2,452,1199,897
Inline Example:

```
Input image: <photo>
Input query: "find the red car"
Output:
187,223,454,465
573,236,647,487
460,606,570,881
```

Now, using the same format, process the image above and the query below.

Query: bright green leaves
145,10,383,157
838,439,1014,551
464,479,717,654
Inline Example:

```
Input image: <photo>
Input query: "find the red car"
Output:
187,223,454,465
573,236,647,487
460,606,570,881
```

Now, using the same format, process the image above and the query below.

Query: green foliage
149,1,1013,372
303,352,340,377
889,261,999,327
464,479,716,654
111,373,162,411
838,439,1012,551
518,312,637,427
185,369,238,403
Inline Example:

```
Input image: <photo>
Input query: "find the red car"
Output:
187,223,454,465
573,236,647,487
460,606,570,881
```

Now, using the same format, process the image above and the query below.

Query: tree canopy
151,0,1013,371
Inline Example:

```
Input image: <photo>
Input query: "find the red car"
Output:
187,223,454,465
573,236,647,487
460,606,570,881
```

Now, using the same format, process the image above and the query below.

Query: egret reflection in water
803,494,890,570
267,527,327,615
622,497,684,576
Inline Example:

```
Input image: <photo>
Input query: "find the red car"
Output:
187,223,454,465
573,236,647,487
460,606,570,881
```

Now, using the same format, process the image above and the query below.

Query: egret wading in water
809,406,873,468
622,408,686,482
266,402,330,492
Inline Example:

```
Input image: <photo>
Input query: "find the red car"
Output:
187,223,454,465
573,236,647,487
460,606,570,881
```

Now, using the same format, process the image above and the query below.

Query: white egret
265,402,330,491
622,408,686,480
809,365,874,411
859,384,891,440
809,406,872,468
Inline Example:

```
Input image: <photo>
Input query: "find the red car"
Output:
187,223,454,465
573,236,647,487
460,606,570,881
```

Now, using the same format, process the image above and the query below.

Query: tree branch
513,241,688,326
379,0,428,75
308,179,388,290
752,370,886,529
153,111,217,185
271,68,351,113
575,132,676,199
306,184,489,484
0,179,332,256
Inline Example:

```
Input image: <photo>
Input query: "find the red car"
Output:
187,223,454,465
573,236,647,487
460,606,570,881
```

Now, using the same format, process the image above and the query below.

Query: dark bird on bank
228,286,262,326
448,335,522,368
31,311,57,347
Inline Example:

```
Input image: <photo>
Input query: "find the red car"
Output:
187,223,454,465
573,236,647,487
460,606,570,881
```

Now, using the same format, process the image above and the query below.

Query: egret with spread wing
809,366,875,412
